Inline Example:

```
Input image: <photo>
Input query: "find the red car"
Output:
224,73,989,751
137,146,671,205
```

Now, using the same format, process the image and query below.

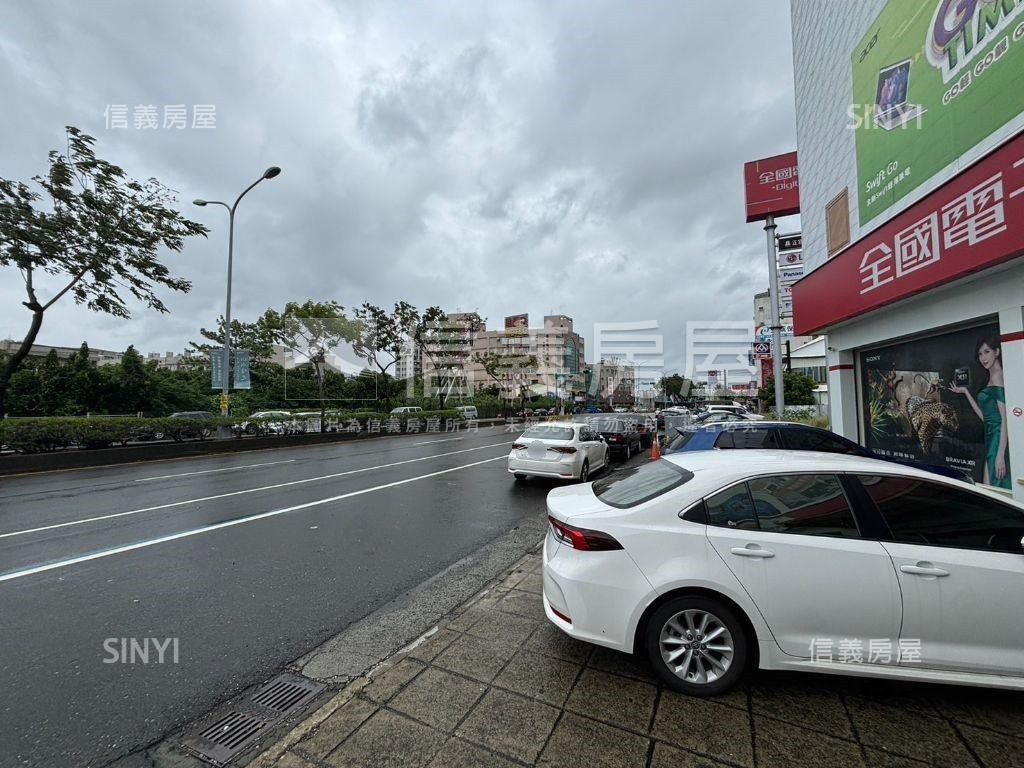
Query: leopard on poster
860,319,1011,488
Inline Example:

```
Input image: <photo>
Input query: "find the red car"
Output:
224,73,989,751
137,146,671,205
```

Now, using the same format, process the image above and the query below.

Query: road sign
234,350,251,390
778,233,802,251
210,349,227,390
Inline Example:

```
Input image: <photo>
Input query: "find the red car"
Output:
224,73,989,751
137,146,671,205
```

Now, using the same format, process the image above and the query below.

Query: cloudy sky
1,0,798,376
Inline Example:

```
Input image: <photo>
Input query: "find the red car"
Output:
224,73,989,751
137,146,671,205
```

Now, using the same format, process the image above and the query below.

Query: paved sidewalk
252,551,1024,768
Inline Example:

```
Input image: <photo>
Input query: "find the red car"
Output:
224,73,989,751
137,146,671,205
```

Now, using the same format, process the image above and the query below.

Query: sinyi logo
926,0,1024,83
103,637,179,664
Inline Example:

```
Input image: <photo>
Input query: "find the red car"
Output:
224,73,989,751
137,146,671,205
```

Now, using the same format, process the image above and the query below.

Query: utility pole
765,215,786,417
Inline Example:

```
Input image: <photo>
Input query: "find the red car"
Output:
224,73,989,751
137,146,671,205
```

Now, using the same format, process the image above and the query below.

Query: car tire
624,443,631,460
579,460,590,483
645,596,747,697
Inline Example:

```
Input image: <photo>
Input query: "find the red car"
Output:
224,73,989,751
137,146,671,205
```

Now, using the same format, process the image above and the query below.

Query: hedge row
0,410,465,453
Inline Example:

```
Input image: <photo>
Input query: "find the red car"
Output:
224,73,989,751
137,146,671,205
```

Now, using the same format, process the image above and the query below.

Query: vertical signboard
210,349,227,390
234,349,251,390
743,152,800,222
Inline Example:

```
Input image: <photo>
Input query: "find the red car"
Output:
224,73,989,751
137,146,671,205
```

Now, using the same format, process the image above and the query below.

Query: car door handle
731,546,774,558
900,563,949,577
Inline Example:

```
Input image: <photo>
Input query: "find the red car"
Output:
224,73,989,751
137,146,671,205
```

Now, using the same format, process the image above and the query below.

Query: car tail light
548,446,577,454
609,434,622,442
549,604,572,624
512,443,527,450
548,516,623,551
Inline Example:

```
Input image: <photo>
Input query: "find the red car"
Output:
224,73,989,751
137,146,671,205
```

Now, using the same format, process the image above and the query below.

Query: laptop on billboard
873,59,926,130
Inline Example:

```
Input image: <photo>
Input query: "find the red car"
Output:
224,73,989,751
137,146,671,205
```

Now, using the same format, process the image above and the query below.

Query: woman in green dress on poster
949,335,1010,488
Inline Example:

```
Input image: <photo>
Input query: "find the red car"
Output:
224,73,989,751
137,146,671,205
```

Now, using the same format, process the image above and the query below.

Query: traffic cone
650,436,662,460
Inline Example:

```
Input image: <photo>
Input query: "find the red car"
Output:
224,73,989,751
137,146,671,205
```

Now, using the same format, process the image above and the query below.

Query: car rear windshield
592,460,694,508
523,425,574,440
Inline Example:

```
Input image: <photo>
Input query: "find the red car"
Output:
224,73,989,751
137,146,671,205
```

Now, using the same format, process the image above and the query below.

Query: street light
194,166,281,436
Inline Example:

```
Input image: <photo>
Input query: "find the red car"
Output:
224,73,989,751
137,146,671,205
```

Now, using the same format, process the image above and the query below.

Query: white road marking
412,437,463,446
134,459,297,482
0,440,512,540
0,456,506,583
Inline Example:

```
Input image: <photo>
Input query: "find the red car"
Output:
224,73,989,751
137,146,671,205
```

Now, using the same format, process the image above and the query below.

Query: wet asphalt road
0,427,571,767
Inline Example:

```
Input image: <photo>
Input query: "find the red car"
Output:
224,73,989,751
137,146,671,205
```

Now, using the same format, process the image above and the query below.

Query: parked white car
543,450,1024,696
707,404,763,420
508,422,608,483
390,406,423,414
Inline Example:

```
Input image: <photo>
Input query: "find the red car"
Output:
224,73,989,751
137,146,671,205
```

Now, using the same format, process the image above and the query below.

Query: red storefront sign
744,152,800,223
793,132,1024,336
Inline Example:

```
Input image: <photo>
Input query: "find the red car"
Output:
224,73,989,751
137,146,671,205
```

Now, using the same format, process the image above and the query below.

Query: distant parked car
665,421,974,483
690,410,753,425
390,406,423,415
169,411,217,421
455,405,479,421
707,404,763,421
592,417,644,460
508,422,608,482
235,410,293,436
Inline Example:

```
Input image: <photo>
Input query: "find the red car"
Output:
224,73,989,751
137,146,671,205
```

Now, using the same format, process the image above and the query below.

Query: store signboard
504,314,529,336
778,265,804,283
743,152,800,222
859,319,1010,487
779,250,803,266
793,129,1024,336
778,233,802,251
852,0,1024,225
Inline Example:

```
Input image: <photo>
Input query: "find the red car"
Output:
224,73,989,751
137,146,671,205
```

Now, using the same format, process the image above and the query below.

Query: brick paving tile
933,687,1024,738
587,646,655,683
652,690,755,768
388,666,488,732
564,667,658,733
362,658,426,704
407,628,459,663
465,608,539,646
753,715,865,768
845,698,978,768
425,737,522,768
273,752,316,768
295,696,378,759
648,741,734,768
525,622,592,664
325,709,446,768
456,687,560,763
537,712,650,768
495,588,547,620
749,672,853,738
515,572,544,595
957,724,1024,768
494,648,582,707
433,631,520,683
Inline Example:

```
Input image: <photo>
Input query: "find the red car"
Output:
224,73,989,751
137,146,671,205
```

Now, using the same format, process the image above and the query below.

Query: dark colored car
591,417,643,460
664,421,974,483
607,412,657,448
169,411,217,421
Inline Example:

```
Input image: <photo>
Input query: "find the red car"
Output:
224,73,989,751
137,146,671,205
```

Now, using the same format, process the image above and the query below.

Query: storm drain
181,673,326,766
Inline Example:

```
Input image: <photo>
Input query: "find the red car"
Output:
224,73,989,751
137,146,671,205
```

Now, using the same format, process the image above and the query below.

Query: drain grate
251,674,324,714
181,673,326,766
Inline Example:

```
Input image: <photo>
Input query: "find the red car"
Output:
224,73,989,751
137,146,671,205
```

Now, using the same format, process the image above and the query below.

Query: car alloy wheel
646,596,747,696
579,460,589,482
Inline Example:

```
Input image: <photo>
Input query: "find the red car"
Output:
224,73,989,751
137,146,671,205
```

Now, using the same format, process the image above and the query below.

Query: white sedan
543,450,1024,696
508,422,608,483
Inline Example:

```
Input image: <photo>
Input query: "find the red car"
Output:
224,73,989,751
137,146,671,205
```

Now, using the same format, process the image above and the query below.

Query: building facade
790,0,1024,496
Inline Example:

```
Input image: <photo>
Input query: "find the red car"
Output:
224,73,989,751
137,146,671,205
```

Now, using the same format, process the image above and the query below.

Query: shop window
826,189,850,256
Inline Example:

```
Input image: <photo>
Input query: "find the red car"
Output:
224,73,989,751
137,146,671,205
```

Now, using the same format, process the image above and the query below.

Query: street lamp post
194,166,281,437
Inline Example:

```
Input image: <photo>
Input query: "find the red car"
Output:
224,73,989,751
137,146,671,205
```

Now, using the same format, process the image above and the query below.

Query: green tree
759,371,818,407
64,342,99,414
117,345,150,414
0,126,206,416
279,301,359,430
657,373,695,401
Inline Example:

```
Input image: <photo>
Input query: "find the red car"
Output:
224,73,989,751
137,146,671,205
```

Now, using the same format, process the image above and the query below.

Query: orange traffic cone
650,436,662,460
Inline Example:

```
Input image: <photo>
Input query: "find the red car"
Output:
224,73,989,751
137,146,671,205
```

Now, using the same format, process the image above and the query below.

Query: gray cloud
0,0,798,377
